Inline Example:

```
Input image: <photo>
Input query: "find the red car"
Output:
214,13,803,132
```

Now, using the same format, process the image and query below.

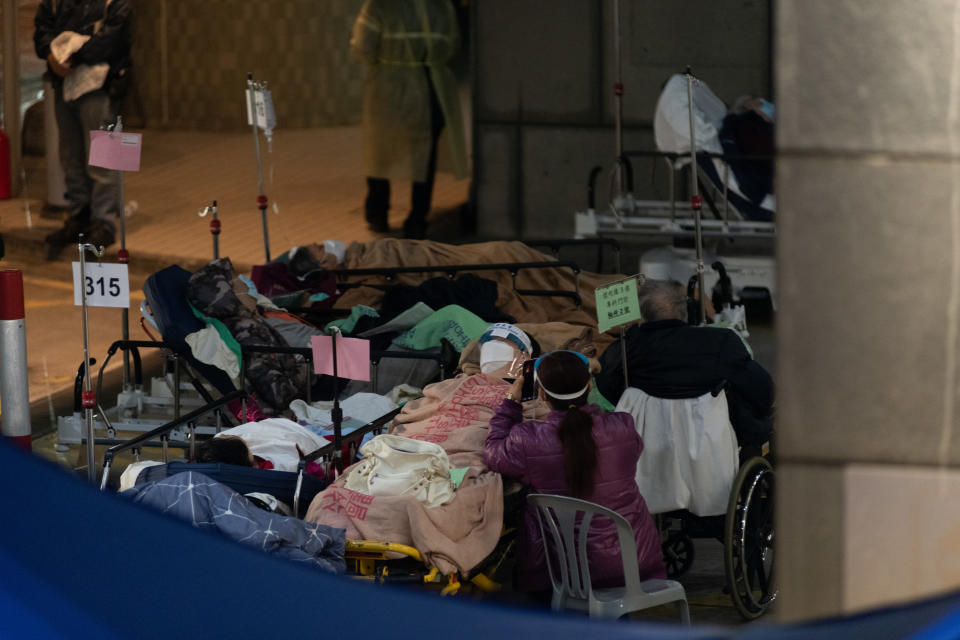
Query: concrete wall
473,0,771,238
127,0,365,130
777,0,960,621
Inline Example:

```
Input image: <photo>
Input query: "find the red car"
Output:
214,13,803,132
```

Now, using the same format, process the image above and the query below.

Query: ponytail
556,404,597,498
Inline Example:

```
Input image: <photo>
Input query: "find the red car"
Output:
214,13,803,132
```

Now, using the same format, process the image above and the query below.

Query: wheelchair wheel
662,532,695,579
724,456,776,620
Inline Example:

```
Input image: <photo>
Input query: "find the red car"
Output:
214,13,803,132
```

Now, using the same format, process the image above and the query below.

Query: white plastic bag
653,73,727,164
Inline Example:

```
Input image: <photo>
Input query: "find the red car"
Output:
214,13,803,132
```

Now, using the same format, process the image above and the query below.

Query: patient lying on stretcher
305,323,546,576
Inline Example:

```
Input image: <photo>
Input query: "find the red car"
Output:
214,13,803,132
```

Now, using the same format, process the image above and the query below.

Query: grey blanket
123,472,346,574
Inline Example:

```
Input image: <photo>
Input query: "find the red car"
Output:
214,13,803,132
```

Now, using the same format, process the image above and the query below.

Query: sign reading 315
72,262,130,309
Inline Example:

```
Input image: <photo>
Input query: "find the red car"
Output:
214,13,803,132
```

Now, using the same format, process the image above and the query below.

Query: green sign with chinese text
595,277,642,333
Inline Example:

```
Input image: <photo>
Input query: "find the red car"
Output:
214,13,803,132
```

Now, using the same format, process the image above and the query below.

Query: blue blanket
123,471,345,573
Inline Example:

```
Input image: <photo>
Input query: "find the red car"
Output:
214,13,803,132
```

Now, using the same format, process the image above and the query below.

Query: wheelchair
659,453,774,620
616,387,775,620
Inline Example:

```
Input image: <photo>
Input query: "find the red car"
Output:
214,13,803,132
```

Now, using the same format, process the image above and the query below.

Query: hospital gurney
574,64,776,311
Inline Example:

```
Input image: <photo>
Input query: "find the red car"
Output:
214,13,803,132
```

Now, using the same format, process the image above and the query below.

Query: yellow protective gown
351,0,468,183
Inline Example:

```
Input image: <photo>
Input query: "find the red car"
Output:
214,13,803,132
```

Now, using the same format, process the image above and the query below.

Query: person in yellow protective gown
351,0,468,239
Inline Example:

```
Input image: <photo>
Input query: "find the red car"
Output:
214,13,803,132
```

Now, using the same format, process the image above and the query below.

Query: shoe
44,218,89,261
84,222,116,250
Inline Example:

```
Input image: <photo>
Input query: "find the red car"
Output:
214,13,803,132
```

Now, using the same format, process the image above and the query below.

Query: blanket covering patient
305,323,542,575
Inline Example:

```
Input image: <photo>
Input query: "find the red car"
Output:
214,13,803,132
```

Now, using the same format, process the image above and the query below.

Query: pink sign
88,130,142,171
311,335,371,381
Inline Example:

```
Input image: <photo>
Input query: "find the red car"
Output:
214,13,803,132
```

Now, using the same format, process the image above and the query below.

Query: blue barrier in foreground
0,438,957,639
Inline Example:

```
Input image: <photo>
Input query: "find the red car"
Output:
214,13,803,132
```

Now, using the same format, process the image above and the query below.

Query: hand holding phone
521,359,537,401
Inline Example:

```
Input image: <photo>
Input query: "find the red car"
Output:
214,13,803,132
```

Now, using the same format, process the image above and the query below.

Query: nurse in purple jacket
483,350,666,592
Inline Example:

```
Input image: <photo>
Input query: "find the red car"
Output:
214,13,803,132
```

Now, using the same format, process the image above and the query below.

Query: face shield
478,323,533,379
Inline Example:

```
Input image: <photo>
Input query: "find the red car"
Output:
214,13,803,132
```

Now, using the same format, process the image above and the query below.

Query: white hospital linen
185,325,241,380
215,418,328,472
290,392,398,427
616,387,739,517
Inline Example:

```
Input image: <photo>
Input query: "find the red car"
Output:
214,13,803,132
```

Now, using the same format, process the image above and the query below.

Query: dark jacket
483,400,666,590
596,319,774,447
34,0,132,81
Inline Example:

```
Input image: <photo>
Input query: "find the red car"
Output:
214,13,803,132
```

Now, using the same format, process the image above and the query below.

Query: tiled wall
129,0,366,130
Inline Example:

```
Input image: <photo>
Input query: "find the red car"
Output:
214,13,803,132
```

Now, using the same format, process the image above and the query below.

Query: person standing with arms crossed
351,0,468,239
34,0,132,260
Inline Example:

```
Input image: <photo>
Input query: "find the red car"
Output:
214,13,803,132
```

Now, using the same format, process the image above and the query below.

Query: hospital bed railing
99,388,405,520
578,151,776,240
60,339,241,448
239,344,448,411
99,389,247,490
291,406,403,516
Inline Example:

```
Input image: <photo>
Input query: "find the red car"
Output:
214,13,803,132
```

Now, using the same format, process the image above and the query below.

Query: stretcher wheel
662,532,695,579
724,456,776,620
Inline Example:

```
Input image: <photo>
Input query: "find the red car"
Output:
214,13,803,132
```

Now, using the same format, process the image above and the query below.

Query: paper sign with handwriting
89,130,142,171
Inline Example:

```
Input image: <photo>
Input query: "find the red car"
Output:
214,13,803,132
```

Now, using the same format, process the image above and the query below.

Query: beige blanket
306,373,548,574
336,239,622,334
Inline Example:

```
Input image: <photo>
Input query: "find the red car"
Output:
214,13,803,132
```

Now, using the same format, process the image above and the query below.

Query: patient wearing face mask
387,323,543,468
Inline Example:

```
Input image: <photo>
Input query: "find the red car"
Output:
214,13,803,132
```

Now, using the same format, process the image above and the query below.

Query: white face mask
480,341,521,376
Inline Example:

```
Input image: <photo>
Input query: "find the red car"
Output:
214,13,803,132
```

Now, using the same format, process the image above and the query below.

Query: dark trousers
365,68,445,236
54,85,121,233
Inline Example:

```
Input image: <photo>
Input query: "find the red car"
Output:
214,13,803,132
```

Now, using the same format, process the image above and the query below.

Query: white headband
534,370,590,401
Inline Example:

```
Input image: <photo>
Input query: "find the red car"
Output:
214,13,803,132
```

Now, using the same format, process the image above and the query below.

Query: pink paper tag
88,130,142,171
311,335,371,381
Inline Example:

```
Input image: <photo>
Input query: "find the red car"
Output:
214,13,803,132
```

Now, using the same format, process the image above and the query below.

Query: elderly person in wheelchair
596,279,774,461
594,279,777,619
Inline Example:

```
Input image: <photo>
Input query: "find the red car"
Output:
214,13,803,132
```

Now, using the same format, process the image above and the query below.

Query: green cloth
324,305,379,335
590,378,615,411
393,304,490,352
188,303,243,367
449,468,469,489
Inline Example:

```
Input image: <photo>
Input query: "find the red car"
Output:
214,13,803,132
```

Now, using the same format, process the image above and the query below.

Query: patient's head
638,280,687,323
478,323,532,377
197,435,255,467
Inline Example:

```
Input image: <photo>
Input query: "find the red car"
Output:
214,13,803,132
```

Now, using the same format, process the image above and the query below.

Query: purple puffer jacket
483,399,666,591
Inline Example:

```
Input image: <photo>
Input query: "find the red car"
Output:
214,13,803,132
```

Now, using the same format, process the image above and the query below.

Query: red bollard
0,270,31,450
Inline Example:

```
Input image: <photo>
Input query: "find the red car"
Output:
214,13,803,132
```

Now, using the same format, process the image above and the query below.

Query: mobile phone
521,360,537,401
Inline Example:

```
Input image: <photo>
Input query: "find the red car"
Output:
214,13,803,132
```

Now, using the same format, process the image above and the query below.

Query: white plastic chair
528,493,690,623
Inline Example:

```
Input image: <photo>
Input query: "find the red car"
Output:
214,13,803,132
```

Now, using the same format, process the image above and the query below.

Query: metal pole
612,0,624,196
330,327,343,470
2,0,22,197
79,237,105,483
619,325,629,393
113,116,131,389
685,68,707,325
173,356,181,419
212,200,220,260
188,421,196,461
247,74,270,262
0,270,31,449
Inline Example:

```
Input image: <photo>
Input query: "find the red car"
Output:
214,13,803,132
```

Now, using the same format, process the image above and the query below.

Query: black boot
365,178,390,233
